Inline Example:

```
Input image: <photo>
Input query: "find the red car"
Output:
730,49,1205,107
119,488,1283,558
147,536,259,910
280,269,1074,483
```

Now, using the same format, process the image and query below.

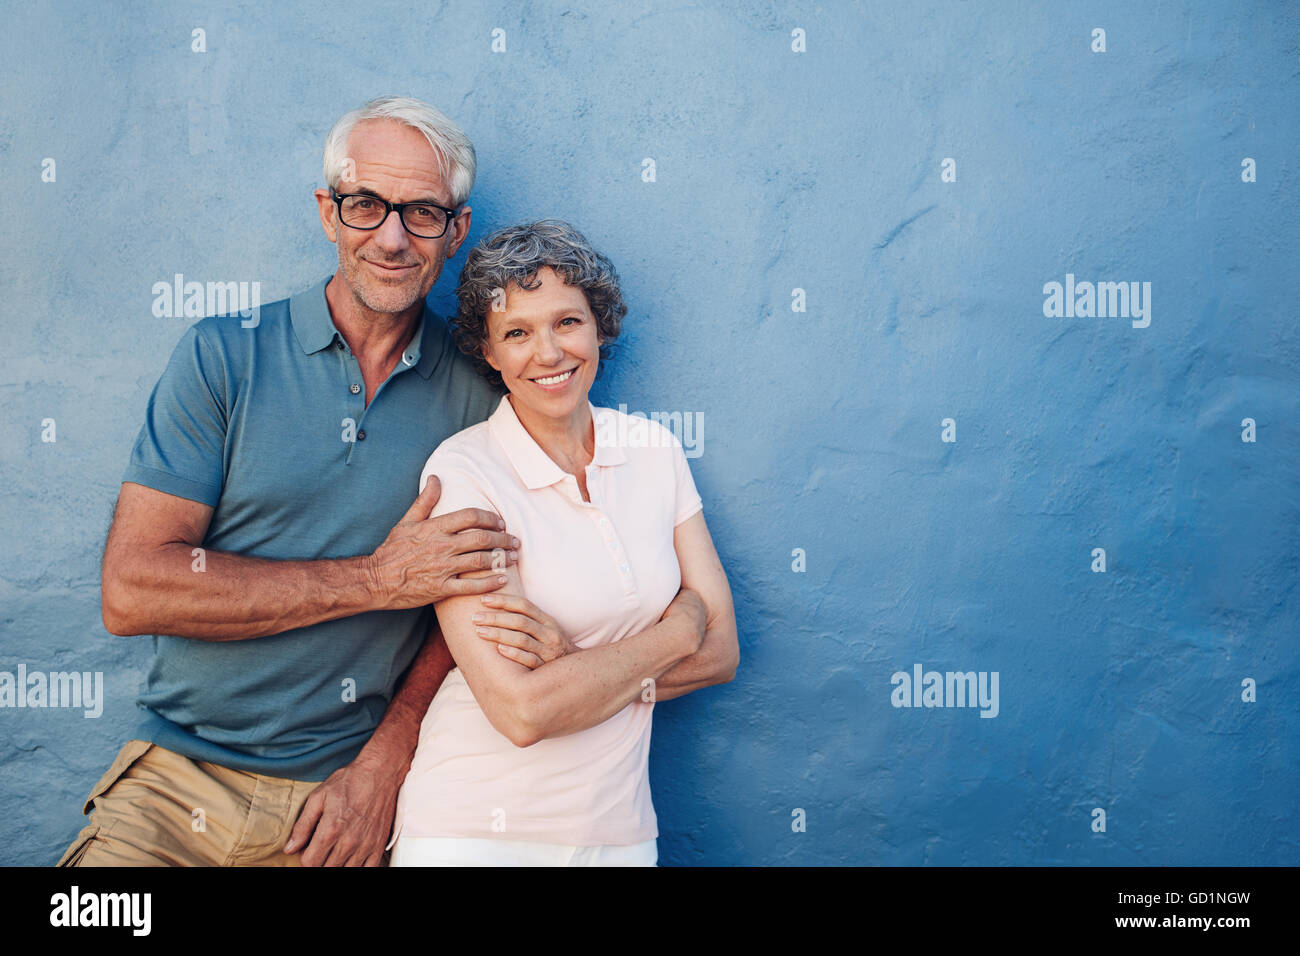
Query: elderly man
57,96,533,866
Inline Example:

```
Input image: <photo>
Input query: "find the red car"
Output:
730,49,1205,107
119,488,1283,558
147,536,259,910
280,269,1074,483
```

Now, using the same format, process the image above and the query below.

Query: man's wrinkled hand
283,753,403,866
367,474,521,611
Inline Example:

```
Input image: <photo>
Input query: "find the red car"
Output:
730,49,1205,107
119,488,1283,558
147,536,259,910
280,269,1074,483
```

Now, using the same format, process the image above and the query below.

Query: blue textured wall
2,0,1297,866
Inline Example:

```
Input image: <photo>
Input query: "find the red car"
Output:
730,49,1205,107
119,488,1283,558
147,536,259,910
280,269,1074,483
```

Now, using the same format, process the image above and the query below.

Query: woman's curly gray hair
453,219,626,388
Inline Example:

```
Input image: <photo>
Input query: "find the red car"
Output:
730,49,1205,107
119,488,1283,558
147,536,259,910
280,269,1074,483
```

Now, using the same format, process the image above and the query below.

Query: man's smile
364,258,419,275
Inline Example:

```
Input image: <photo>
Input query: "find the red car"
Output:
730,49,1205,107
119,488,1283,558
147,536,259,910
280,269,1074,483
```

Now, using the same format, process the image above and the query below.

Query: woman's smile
529,365,579,390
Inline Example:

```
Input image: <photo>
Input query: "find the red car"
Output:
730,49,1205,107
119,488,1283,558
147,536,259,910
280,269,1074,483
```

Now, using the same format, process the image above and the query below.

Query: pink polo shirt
390,394,704,847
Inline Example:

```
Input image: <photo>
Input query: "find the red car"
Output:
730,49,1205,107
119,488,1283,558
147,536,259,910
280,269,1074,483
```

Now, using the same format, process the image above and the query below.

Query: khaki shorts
57,739,327,867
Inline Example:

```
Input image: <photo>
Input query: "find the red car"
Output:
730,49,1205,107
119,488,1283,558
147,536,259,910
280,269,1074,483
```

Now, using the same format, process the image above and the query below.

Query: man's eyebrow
349,185,450,206
348,184,449,206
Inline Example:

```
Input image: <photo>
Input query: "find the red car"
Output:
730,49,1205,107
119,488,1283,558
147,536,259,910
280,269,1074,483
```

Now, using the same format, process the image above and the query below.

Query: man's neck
323,273,422,366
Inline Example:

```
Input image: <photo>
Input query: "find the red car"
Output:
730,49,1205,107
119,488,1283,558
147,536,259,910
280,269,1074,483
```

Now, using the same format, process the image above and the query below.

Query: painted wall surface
1,1,1296,866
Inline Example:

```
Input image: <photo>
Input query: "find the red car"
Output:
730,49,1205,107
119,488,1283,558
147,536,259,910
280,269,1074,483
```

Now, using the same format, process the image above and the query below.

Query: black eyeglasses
330,188,458,239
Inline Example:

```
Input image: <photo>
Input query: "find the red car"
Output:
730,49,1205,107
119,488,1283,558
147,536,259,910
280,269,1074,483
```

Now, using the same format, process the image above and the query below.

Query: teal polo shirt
123,276,505,781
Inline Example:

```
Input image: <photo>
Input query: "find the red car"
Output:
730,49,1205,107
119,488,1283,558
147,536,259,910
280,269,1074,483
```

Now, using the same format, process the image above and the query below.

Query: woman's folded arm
434,563,704,747
649,510,740,702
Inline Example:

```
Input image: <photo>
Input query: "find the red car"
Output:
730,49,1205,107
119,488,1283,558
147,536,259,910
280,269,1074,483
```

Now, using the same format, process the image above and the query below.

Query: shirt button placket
340,340,366,465
596,515,636,597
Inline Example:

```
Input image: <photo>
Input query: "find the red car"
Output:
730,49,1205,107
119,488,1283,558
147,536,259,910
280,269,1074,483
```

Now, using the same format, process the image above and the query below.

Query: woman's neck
508,393,595,475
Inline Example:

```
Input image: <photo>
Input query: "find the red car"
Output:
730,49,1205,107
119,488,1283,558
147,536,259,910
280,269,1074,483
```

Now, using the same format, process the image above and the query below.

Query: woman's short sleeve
419,445,501,521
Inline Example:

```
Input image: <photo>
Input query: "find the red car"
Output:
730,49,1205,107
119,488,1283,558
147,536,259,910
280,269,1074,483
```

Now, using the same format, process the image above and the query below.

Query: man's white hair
323,95,477,206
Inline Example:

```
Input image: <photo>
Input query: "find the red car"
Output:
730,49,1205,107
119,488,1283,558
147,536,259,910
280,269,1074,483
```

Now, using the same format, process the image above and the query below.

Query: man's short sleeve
419,444,501,521
671,433,704,527
122,322,228,507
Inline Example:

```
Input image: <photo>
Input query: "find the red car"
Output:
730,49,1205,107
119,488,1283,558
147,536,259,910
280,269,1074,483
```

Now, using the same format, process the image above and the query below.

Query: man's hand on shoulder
366,474,521,610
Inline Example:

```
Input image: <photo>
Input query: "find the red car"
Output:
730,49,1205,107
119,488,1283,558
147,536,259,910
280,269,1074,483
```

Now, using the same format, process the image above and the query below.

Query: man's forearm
353,622,454,774
103,543,381,640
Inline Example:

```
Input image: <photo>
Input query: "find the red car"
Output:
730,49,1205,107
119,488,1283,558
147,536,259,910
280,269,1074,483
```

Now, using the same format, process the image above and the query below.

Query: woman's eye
504,329,522,338
560,317,580,326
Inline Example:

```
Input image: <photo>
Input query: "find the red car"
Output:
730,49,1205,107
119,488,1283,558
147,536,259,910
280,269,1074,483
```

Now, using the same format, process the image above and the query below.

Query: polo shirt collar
289,275,441,380
289,277,338,354
489,394,627,490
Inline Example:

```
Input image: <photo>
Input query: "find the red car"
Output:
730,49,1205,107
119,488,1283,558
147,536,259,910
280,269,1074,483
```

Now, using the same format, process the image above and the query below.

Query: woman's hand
472,593,579,669
662,587,708,654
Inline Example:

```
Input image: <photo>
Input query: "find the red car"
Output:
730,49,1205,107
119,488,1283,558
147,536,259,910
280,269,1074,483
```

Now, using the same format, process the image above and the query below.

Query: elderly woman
387,220,738,866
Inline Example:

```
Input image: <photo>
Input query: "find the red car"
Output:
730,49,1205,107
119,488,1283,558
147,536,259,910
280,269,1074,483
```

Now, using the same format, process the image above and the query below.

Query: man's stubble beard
339,247,439,316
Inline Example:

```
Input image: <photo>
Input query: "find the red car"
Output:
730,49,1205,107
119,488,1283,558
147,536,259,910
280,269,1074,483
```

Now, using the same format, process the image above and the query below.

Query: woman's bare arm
647,510,739,701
